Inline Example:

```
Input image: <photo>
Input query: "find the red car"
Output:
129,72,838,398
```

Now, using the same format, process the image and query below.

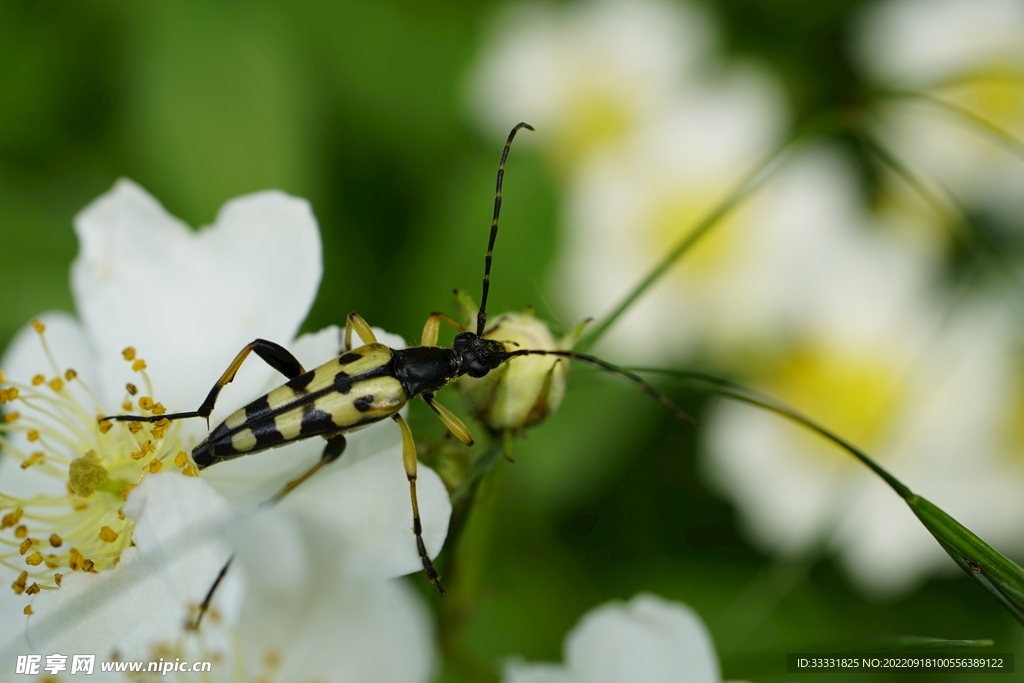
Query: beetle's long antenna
478,122,535,336
503,349,698,426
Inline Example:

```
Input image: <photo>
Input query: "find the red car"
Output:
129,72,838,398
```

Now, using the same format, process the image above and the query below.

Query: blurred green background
1,1,1019,681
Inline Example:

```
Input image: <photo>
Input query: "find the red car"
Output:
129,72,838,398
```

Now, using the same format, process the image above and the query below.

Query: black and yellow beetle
104,123,694,595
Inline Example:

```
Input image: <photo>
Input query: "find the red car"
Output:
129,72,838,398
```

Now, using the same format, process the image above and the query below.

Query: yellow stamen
139,396,154,411
25,551,43,566
98,526,119,543
49,534,62,547
152,402,166,415
12,571,28,595
19,539,34,555
183,464,199,477
31,374,45,386
122,347,136,361
25,583,40,596
14,525,27,539
48,377,64,392
126,383,137,395
120,483,136,501
132,359,147,372
174,451,188,468
54,573,62,586
26,428,39,441
82,558,95,572
148,459,163,473
65,368,77,381
98,420,112,434
69,548,84,571
20,452,44,469
23,605,32,615
32,320,46,334
1,508,24,529
127,421,142,434
4,412,20,422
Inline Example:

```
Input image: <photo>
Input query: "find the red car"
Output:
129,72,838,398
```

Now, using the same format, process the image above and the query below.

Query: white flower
702,292,1024,597
8,474,437,683
853,0,1024,224
504,593,744,683
467,0,716,171
0,180,450,651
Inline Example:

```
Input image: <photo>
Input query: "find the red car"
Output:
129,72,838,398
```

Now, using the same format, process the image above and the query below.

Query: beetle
103,122,694,596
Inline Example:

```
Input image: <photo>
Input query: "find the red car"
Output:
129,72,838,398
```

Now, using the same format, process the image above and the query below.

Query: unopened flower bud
459,311,579,433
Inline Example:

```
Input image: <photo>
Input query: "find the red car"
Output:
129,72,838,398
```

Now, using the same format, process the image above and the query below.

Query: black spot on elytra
244,396,271,421
339,352,361,364
299,404,336,438
286,371,315,392
354,395,374,412
334,372,353,394
251,421,283,450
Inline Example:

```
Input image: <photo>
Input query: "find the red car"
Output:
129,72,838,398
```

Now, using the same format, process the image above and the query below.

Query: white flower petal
229,508,436,683
505,661,579,683
280,428,452,578
566,594,719,683
71,179,322,416
24,474,233,659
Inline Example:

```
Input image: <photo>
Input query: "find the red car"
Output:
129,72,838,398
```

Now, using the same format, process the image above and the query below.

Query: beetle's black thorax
391,346,461,397
453,332,507,378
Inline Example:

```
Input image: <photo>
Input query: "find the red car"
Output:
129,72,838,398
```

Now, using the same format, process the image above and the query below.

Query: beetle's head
453,331,510,378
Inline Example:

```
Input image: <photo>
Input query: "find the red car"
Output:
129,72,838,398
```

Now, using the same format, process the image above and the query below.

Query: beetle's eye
467,359,491,378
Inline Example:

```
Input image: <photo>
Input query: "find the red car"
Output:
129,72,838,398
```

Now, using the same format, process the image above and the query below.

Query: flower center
0,321,196,610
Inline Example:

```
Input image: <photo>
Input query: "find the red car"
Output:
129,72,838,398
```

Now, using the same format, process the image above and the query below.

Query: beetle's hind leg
264,433,348,505
420,312,465,347
392,413,446,595
100,339,306,425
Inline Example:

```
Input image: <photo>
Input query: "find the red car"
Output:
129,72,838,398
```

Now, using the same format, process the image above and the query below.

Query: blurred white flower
557,142,929,367
702,291,1024,597
467,0,716,171
504,593,744,683
0,180,450,655
854,0,1024,224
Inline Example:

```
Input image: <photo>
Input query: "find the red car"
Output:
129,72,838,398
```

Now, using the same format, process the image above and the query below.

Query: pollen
148,459,163,473
25,551,43,566
19,539,34,555
139,396,154,411
183,464,199,477
23,605,32,616
4,412,20,422
132,359,147,372
32,374,45,386
99,526,119,543
68,452,108,497
54,573,62,586
26,583,40,596
26,428,39,441
174,451,188,468
2,509,23,529
126,383,138,395
122,347,136,361
14,525,27,539
69,548,84,571
49,377,64,392
65,368,77,381
32,320,46,334
49,534,63,547
12,571,28,595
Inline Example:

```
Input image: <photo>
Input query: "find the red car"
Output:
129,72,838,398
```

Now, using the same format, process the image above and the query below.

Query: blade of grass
577,138,797,353
883,88,1024,164
641,368,1024,628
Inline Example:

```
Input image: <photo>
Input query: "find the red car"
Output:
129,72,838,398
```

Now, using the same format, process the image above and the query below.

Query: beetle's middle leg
344,312,378,351
392,413,446,595
419,312,465,347
102,339,306,425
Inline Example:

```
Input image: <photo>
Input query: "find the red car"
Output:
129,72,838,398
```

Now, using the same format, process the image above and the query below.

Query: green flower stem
644,368,1024,628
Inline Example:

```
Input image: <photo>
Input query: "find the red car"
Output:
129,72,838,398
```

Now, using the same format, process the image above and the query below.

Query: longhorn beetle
103,122,695,595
